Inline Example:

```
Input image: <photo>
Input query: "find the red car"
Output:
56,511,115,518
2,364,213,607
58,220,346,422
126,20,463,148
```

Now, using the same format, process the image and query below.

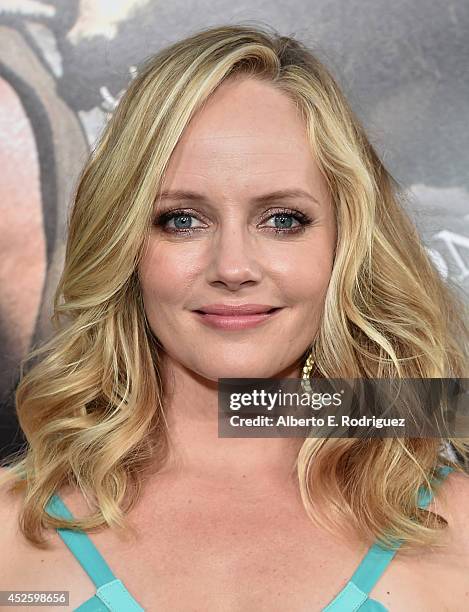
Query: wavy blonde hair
1,23,468,551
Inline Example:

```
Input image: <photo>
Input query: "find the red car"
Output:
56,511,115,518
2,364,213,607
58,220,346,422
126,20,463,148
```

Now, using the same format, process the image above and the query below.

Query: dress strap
46,493,145,611
324,463,456,611
347,539,400,595
45,493,117,588
416,464,455,509
350,464,455,595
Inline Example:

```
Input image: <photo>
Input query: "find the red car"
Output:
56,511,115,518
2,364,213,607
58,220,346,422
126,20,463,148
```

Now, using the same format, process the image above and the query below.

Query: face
138,76,336,382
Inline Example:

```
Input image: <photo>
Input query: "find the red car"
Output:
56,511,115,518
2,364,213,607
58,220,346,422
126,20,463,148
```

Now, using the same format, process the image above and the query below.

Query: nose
205,221,263,291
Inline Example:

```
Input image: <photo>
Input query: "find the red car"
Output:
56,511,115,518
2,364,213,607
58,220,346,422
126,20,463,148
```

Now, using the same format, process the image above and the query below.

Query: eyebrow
157,188,321,207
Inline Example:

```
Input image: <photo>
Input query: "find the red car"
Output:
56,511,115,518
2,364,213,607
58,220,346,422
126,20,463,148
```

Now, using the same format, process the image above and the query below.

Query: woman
1,23,468,611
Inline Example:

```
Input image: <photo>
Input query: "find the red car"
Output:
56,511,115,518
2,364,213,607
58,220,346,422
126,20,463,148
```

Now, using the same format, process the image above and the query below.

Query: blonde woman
1,24,469,612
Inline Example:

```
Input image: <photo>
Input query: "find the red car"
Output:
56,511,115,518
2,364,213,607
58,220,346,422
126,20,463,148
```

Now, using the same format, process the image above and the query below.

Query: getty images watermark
217,378,469,438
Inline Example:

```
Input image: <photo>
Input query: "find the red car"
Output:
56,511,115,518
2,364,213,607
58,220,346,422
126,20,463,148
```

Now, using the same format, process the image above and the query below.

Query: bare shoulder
0,465,24,527
0,465,27,583
0,466,66,590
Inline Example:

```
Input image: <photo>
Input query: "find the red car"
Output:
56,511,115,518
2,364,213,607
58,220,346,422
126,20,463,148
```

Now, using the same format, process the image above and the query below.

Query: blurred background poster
1,0,468,456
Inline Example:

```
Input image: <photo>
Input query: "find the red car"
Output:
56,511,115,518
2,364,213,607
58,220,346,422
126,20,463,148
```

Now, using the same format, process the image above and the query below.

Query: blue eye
153,211,202,232
168,213,200,230
268,213,300,230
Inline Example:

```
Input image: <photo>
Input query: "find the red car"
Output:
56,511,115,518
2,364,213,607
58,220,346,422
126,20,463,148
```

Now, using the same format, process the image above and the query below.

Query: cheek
138,244,199,312
267,236,335,304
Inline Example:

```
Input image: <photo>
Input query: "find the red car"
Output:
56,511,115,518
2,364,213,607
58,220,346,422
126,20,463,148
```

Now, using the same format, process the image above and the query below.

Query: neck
158,353,306,490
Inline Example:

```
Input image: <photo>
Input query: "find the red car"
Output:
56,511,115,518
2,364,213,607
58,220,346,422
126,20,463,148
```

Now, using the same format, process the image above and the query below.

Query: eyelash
152,207,314,236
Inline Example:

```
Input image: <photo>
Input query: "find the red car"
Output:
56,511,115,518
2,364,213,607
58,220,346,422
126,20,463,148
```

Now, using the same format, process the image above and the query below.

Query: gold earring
301,351,314,393
302,351,315,379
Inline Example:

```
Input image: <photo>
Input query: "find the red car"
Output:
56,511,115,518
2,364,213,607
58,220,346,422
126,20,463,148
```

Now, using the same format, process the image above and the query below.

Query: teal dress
44,465,455,611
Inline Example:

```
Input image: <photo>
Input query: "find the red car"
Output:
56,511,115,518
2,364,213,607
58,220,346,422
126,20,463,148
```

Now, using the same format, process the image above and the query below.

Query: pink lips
193,303,283,330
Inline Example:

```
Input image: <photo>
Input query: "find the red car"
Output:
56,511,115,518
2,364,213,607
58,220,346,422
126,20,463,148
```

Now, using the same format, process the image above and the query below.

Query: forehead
162,77,325,197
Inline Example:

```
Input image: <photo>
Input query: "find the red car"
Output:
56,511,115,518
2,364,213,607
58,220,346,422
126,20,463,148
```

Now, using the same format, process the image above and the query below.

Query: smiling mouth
192,307,283,330
194,307,281,315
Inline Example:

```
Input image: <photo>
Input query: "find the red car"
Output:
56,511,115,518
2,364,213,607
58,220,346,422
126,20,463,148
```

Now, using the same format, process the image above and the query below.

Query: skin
137,75,337,484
